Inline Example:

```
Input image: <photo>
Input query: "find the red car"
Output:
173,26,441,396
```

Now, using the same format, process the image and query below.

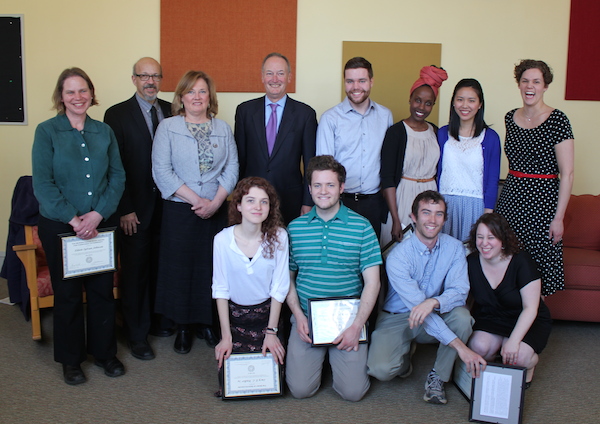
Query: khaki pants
367,306,473,382
286,316,370,402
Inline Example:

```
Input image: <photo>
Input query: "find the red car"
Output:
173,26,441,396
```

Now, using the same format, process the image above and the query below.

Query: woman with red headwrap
380,65,448,246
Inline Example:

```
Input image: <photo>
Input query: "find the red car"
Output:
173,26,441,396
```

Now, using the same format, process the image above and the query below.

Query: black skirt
229,299,275,353
155,200,226,324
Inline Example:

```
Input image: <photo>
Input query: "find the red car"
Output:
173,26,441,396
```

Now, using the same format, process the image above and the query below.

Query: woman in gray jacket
152,70,238,354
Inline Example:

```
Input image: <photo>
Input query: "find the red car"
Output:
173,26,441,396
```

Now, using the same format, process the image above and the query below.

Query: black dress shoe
197,326,218,348
128,340,155,360
174,328,192,354
63,364,86,385
94,357,126,377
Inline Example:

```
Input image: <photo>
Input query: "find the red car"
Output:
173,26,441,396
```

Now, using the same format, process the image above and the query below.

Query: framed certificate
453,358,473,401
59,228,117,279
469,363,526,424
381,224,414,260
308,296,367,346
222,352,282,400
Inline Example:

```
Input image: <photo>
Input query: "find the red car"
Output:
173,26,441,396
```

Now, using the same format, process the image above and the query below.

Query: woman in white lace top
437,79,501,242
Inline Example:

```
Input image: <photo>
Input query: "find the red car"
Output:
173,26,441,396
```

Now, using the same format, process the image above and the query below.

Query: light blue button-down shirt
316,97,393,194
264,95,288,130
384,233,469,345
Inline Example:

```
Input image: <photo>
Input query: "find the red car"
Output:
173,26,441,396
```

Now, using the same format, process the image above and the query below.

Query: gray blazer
152,115,239,202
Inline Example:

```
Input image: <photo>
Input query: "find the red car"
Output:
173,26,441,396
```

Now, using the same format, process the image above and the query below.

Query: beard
346,89,370,106
142,84,158,101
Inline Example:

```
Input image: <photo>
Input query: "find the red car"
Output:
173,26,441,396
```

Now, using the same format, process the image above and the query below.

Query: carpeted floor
1,279,599,424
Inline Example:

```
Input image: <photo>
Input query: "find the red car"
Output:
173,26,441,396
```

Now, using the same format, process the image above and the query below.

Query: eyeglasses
135,74,163,81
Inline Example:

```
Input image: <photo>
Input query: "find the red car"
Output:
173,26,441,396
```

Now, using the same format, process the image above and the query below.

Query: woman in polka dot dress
496,59,574,296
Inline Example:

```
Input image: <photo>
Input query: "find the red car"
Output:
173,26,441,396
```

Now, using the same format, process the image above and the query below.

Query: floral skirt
229,299,273,353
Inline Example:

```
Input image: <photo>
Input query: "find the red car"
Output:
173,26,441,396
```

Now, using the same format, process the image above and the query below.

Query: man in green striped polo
285,155,382,402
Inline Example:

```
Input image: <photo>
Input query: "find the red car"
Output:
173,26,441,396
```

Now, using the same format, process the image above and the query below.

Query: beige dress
380,122,439,247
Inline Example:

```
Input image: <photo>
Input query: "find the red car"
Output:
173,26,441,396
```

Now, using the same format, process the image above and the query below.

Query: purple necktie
266,103,278,155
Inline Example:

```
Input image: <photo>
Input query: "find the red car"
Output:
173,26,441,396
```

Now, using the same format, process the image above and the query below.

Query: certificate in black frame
453,358,473,401
469,363,526,424
308,296,367,347
381,223,414,260
222,352,283,400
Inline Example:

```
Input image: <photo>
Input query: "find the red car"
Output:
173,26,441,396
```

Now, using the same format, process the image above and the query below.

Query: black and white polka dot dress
496,109,574,296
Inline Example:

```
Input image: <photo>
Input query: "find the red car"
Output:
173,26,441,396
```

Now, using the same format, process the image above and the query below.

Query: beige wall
0,0,597,247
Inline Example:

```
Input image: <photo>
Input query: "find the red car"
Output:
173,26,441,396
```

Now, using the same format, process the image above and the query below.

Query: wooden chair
12,225,119,340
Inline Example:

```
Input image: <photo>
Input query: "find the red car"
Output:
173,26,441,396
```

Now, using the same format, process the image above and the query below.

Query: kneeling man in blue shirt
367,190,486,404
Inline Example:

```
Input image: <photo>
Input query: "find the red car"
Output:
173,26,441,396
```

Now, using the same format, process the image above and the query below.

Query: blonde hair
171,70,218,117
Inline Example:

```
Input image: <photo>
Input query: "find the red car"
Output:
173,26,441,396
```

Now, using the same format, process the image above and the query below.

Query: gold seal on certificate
222,352,282,399
308,296,367,346
59,228,117,279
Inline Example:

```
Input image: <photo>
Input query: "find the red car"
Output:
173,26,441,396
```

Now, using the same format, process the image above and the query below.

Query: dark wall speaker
0,15,25,124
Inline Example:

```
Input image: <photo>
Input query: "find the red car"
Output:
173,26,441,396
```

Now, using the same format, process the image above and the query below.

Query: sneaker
424,370,447,404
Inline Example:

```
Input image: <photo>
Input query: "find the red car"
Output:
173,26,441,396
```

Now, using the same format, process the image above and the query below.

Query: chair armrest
12,243,38,252
13,242,41,298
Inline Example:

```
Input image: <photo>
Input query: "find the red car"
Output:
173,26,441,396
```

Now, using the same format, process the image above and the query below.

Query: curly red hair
228,177,284,259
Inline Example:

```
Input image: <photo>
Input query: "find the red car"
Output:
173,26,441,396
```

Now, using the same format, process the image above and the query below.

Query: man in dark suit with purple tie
234,53,317,224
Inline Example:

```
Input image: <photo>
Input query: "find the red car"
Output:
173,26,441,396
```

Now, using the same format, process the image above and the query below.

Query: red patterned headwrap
410,65,448,98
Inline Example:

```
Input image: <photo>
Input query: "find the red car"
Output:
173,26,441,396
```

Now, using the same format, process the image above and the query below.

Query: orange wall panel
160,0,297,92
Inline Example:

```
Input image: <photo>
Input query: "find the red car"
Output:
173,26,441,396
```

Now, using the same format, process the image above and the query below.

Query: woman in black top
466,213,551,387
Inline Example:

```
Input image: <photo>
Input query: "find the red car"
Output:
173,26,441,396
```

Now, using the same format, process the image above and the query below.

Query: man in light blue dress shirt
367,190,486,405
316,57,393,238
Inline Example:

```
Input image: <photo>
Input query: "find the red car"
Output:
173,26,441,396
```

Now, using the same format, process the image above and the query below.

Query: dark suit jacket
104,95,172,230
235,96,317,224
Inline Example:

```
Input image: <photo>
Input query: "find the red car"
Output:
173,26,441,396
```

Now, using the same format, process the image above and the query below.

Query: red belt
509,170,558,179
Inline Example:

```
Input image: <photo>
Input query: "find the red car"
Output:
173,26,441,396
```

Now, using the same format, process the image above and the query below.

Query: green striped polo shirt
288,204,383,315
